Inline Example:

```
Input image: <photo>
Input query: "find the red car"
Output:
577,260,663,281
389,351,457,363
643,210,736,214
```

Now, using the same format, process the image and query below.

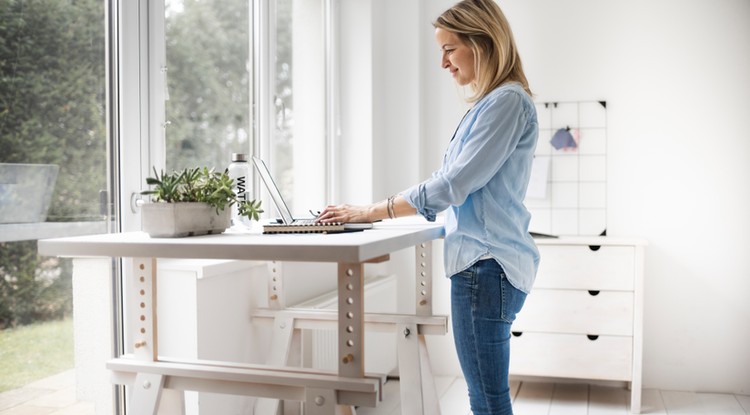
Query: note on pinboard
526,156,550,199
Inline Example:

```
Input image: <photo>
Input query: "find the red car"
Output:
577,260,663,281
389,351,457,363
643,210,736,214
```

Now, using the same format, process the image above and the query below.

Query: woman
317,0,538,413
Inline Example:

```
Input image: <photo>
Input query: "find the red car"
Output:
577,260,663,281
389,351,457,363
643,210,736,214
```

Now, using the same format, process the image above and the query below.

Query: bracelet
387,195,396,219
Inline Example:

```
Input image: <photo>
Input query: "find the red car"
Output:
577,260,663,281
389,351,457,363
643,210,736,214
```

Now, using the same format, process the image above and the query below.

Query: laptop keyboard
292,219,317,225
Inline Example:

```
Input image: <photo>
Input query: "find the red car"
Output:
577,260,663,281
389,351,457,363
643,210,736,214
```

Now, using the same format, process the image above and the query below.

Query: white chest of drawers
510,236,646,413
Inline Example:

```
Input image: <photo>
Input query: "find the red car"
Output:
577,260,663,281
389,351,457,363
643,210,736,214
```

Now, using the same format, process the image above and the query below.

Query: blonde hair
434,0,531,102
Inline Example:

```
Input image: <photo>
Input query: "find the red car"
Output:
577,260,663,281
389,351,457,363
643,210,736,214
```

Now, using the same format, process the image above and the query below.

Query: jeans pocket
500,275,527,323
451,264,476,282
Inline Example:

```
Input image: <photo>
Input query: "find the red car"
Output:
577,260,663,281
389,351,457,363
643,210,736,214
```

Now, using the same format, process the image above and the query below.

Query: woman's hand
316,204,372,223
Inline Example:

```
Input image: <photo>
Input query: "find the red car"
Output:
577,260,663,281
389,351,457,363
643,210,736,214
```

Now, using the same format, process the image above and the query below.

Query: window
266,0,328,216
164,0,251,173
159,0,331,218
0,0,336,410
0,0,111,398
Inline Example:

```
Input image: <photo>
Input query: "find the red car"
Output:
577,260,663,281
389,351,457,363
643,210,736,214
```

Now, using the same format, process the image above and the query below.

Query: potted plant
140,167,262,237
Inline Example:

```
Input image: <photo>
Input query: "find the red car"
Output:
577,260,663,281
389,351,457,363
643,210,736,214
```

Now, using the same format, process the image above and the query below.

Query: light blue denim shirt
402,83,539,293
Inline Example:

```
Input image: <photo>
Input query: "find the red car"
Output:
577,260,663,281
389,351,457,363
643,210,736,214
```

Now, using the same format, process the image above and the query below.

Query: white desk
39,218,446,414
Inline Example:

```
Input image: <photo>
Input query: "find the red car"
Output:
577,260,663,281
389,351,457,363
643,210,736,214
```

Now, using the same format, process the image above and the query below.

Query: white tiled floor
2,371,748,415
358,376,750,415
0,371,93,415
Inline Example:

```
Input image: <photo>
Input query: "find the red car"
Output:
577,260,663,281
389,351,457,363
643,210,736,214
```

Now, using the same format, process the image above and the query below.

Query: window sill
0,221,109,243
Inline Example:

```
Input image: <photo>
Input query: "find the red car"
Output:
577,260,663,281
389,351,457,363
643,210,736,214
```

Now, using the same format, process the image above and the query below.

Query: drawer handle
587,335,599,341
588,290,600,296
511,331,523,337
588,245,601,251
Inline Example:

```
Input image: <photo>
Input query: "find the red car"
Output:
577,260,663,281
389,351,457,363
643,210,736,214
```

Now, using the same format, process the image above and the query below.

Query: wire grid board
525,101,607,236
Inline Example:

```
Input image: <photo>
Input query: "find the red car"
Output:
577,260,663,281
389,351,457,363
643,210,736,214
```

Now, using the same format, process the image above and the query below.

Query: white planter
141,202,231,238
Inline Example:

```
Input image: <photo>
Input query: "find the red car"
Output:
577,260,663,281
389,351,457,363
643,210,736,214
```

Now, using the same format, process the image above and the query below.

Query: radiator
292,274,399,374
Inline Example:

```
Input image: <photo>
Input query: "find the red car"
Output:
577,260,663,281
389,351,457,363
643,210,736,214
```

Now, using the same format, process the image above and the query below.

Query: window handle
161,66,170,101
99,190,110,217
274,95,286,129
130,192,145,213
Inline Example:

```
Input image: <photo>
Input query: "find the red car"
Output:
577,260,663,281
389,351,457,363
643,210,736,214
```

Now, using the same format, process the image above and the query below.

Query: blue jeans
450,259,527,415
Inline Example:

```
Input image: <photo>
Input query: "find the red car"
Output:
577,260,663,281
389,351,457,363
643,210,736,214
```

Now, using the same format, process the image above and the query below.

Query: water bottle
228,153,252,229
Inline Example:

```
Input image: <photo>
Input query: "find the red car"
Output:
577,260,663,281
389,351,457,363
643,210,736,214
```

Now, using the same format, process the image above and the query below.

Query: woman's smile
436,27,476,86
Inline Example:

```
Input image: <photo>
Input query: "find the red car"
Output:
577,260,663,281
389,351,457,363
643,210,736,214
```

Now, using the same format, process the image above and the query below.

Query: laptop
251,157,373,233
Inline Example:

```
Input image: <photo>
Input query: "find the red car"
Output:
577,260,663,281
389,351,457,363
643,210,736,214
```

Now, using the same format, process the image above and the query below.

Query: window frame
130,0,340,217
256,0,339,214
113,2,341,412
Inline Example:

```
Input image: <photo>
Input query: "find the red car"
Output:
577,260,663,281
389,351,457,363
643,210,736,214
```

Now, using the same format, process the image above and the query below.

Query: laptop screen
251,157,295,224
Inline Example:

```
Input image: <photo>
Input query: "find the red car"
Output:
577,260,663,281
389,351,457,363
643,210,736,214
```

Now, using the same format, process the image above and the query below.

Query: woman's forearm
317,195,418,223
368,195,417,221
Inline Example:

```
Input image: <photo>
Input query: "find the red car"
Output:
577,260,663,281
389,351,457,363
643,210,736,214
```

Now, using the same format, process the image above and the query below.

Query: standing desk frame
39,218,446,414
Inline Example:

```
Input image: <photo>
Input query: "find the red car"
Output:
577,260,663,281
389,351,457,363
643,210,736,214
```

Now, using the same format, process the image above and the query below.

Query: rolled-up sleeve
402,181,437,221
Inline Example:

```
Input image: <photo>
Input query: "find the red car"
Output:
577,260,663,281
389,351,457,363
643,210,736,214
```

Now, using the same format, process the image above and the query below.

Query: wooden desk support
251,308,449,336
108,357,382,409
252,308,449,414
38,218,445,415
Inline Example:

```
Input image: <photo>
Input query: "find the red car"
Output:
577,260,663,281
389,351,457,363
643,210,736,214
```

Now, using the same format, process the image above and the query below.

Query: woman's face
435,28,475,86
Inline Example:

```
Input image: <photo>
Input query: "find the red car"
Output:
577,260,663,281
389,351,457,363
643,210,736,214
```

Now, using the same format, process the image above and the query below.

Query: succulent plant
141,167,263,221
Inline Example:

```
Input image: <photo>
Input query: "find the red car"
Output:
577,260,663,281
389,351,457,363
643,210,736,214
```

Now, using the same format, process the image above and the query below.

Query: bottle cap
231,153,248,162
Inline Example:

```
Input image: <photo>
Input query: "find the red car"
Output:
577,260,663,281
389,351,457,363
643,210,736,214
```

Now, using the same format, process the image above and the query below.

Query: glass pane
164,0,251,174
270,0,326,216
0,0,108,410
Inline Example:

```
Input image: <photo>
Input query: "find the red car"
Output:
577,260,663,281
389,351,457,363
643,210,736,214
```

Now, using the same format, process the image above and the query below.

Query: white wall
344,0,750,394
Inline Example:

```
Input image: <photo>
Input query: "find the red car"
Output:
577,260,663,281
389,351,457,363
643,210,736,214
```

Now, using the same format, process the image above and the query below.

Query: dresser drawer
536,245,635,290
513,289,634,335
509,332,633,381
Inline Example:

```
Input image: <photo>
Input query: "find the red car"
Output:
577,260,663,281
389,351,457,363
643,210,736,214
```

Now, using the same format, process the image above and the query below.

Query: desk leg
255,314,295,414
127,259,169,414
303,389,357,415
131,258,158,361
415,241,433,317
397,323,441,415
336,263,364,415
268,261,285,309
304,388,336,415
396,242,441,415
130,372,165,415
337,263,365,378
129,258,185,414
